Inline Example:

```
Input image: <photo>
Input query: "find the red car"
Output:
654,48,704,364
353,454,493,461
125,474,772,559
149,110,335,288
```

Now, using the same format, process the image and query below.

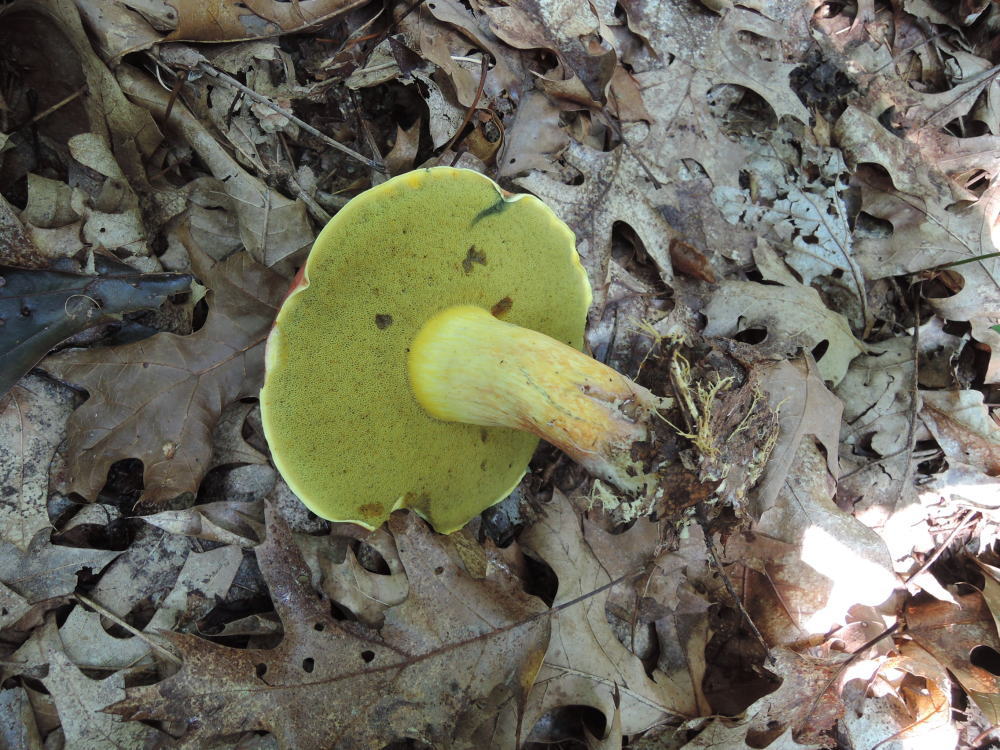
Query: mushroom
261,167,667,533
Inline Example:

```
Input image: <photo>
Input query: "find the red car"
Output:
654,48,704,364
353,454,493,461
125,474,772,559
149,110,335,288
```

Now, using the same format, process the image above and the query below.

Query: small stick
75,593,182,666
194,61,386,173
694,502,775,665
26,86,87,126
443,53,490,155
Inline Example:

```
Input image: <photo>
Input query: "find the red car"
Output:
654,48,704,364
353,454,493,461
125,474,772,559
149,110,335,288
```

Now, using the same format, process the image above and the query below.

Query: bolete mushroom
261,167,666,533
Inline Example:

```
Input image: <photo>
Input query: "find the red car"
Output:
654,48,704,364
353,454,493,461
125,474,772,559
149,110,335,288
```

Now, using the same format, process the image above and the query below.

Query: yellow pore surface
260,168,591,533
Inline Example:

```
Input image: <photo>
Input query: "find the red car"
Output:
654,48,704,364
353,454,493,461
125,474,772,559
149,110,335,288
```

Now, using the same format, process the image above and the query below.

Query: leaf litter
1,0,1000,748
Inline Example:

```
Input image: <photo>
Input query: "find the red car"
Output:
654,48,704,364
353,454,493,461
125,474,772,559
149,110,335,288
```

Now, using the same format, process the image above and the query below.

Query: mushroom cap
260,167,590,533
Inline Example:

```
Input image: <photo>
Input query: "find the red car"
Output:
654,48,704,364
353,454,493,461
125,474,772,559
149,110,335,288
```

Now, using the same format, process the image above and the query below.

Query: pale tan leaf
521,491,697,736
0,686,43,750
0,531,118,604
0,375,74,550
703,281,866,386
61,544,243,670
39,619,170,749
921,389,1000,475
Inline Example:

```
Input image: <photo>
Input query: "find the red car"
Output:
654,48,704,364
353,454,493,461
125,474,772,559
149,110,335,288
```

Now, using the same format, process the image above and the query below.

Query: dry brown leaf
0,195,44,269
0,375,75,550
838,643,957,750
43,246,286,504
643,650,838,749
118,65,314,269
0,686,42,749
60,544,242,670
580,514,712,715
906,592,1000,723
37,619,171,748
497,90,569,178
296,527,408,627
384,121,422,177
73,0,161,59
0,581,31,631
703,282,866,386
86,525,191,618
0,531,119,604
976,559,1000,637
518,141,679,313
920,389,1000,476
520,491,697,737
481,0,616,102
823,31,1000,381
108,502,549,749
836,333,918,459
142,502,263,547
621,4,809,123
210,401,269,469
742,360,898,639
757,435,896,637
420,0,522,102
160,0,367,43
711,139,868,327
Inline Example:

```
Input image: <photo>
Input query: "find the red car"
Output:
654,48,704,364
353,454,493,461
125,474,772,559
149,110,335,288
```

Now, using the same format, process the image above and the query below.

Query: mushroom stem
408,305,668,495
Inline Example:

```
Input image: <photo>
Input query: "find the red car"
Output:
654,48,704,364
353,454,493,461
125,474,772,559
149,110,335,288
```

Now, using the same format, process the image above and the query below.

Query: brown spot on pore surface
375,313,393,329
461,245,487,274
491,296,513,317
358,502,384,520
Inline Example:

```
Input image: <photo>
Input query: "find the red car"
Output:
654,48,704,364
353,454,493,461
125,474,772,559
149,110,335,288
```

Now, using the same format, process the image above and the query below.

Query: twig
442,53,490,157
905,509,977,584
26,86,87,126
797,621,900,736
694,502,775,665
193,61,385,173
75,593,182,666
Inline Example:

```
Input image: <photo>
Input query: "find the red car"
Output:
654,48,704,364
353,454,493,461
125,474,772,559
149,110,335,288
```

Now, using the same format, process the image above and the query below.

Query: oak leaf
108,503,550,749
0,375,75,550
0,530,119,603
43,245,287,503
518,141,679,310
38,620,171,749
519,491,697,737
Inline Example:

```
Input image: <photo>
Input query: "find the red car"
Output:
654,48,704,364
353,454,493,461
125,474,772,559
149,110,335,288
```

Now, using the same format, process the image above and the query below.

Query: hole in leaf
876,106,904,135
527,705,607,745
854,211,893,239
810,339,829,362
255,663,267,678
314,622,325,631
522,553,558,607
302,657,315,673
351,540,390,574
971,645,1000,675
362,650,375,663
733,327,767,345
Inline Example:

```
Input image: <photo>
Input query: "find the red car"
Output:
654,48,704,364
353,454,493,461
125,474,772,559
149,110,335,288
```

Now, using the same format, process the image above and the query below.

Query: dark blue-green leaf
0,258,192,397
